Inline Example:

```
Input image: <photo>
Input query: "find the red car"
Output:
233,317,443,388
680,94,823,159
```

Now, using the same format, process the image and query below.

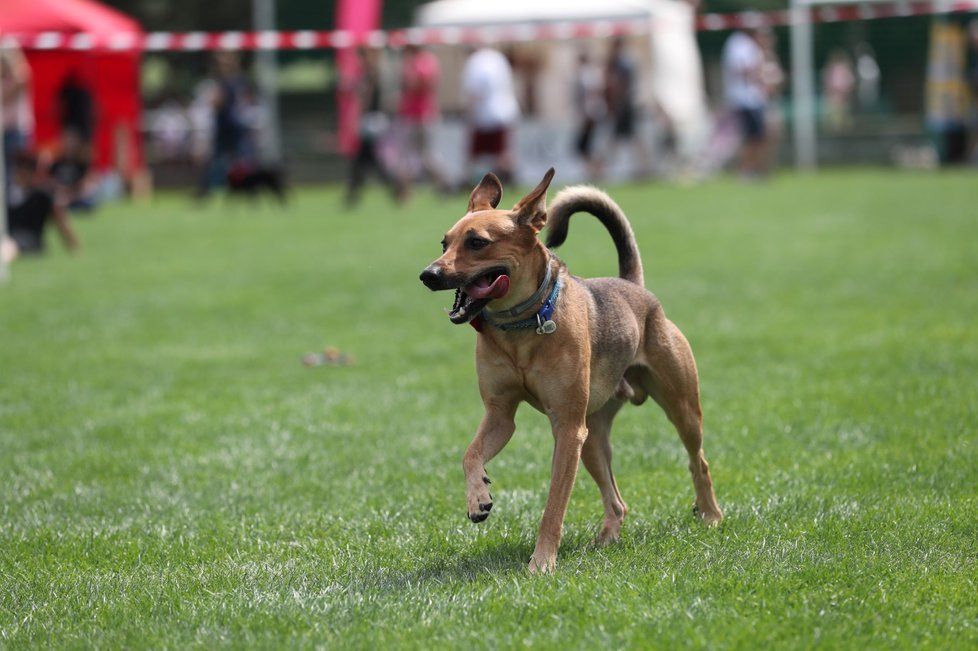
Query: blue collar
481,278,562,333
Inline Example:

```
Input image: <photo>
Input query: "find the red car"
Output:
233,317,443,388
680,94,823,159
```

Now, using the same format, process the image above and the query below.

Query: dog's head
420,168,555,324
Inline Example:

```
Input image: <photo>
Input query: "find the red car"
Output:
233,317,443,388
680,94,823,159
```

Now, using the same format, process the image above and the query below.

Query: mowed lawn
1,170,976,648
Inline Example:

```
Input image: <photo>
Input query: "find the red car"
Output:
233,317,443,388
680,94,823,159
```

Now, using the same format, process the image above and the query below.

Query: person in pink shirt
397,44,447,198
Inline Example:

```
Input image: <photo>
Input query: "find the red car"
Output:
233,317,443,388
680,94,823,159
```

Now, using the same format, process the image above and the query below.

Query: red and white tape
3,0,977,52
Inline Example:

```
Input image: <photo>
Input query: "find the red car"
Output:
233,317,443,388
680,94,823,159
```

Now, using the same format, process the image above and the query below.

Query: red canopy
0,0,141,36
0,0,144,173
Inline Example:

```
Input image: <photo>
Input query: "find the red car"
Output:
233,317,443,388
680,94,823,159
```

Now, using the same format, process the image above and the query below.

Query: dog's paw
692,503,723,527
527,551,557,575
466,475,493,523
595,523,622,547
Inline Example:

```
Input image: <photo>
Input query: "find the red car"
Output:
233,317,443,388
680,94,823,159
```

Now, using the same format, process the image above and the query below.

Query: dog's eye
467,237,491,251
441,239,448,253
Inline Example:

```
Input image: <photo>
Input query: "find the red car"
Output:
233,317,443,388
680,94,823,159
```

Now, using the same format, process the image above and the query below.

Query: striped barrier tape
2,0,976,52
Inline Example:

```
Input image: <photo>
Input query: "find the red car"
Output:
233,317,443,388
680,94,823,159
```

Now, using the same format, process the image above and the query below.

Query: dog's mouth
448,268,510,324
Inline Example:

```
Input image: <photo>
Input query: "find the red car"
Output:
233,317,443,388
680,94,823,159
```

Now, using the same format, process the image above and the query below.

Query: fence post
790,0,818,169
252,0,281,163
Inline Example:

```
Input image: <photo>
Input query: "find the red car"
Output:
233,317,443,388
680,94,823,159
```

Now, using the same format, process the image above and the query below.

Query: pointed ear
512,167,555,233
467,173,503,212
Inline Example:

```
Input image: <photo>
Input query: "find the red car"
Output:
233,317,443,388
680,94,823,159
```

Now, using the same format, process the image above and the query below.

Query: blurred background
1,0,976,256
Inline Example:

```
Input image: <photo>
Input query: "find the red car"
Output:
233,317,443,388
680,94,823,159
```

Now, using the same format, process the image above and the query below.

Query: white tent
416,0,654,25
415,0,710,166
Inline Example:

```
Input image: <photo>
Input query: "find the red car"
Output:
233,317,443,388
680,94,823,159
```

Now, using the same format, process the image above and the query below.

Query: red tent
0,0,144,173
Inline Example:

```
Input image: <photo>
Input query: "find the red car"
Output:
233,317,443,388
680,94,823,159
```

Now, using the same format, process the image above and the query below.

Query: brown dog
420,168,722,574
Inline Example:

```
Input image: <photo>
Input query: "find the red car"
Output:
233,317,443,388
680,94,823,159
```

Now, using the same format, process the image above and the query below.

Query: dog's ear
512,167,555,233
467,173,503,212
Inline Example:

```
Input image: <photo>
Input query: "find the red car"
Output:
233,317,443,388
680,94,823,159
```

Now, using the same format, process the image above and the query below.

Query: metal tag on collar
536,314,557,335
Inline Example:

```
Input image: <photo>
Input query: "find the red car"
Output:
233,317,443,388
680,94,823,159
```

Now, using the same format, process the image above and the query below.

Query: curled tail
545,185,644,287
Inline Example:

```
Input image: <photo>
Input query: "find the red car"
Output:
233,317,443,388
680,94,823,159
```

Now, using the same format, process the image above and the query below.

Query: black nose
420,267,442,290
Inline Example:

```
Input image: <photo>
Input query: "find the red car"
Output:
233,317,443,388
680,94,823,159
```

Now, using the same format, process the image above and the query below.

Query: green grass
1,170,976,649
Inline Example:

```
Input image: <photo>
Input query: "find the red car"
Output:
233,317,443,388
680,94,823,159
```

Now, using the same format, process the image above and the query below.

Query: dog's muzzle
422,264,511,325
420,265,450,291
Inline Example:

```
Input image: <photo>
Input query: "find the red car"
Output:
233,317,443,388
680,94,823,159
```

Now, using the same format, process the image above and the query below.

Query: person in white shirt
722,29,767,177
461,47,520,183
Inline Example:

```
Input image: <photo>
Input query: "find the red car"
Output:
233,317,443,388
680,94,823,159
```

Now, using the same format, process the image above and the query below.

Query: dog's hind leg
582,399,628,545
463,400,517,523
640,318,723,526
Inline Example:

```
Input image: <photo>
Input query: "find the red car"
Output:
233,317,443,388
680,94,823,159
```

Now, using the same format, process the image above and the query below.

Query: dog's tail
545,186,644,287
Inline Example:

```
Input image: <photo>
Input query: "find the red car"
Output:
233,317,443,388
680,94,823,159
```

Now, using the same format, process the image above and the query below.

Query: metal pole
252,0,281,163
790,0,817,169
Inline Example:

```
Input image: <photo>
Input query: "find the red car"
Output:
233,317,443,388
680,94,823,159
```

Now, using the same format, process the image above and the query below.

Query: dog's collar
482,262,553,322
481,276,562,334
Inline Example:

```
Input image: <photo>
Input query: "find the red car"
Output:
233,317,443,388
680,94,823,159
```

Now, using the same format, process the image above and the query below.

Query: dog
227,162,288,204
420,168,723,574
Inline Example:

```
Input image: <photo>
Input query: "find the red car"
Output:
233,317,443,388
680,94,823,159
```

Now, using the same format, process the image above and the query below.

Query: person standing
722,29,768,178
196,51,250,198
758,28,785,174
1,46,34,184
397,44,446,198
822,49,856,133
604,37,646,178
573,51,606,180
461,47,520,184
58,71,95,147
854,43,881,112
345,48,395,207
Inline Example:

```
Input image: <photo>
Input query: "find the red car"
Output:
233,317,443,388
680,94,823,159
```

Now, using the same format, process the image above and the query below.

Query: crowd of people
7,20,978,259
343,42,524,206
141,23,978,208
341,32,787,200
343,36,662,204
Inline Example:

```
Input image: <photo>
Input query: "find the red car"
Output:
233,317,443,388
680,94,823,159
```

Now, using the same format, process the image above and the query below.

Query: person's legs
8,229,42,254
347,136,398,205
618,106,650,179
419,122,449,192
395,122,420,200
1,236,20,264
345,140,371,206
197,150,230,198
486,127,512,184
761,108,782,174
467,128,491,185
3,129,27,190
467,126,512,184
576,119,603,180
737,107,766,177
366,138,399,199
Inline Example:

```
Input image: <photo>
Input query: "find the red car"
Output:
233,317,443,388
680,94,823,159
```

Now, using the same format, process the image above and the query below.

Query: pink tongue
467,274,510,300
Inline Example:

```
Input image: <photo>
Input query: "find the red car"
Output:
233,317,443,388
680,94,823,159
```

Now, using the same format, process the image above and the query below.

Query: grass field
1,170,976,648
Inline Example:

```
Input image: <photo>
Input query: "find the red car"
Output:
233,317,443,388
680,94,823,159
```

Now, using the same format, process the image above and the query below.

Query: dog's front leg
528,408,588,574
463,401,517,523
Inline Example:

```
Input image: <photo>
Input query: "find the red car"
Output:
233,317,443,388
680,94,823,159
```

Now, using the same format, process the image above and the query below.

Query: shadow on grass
350,518,696,592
